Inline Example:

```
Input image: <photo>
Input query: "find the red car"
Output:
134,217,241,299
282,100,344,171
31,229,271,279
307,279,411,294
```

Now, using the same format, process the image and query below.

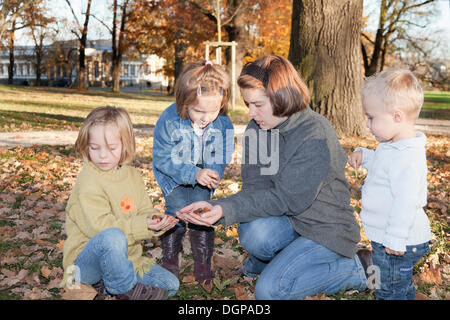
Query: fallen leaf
182,275,195,284
234,285,249,300
414,292,431,300
41,265,52,279
56,240,65,251
201,280,214,293
418,265,442,285
61,284,98,300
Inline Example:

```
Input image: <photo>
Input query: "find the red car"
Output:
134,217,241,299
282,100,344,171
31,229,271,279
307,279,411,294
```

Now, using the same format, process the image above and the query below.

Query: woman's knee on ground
238,222,275,258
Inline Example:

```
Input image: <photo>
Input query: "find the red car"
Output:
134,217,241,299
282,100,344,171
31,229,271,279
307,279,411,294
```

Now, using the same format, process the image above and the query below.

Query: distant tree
26,1,57,86
361,0,436,77
64,0,93,89
289,0,367,136
0,0,41,39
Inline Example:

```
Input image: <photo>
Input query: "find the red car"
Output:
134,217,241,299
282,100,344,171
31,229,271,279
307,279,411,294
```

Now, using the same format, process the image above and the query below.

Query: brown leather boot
161,229,185,277
189,228,215,282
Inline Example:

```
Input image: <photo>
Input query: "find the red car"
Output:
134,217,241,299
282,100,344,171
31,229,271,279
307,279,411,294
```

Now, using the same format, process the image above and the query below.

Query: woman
176,55,367,300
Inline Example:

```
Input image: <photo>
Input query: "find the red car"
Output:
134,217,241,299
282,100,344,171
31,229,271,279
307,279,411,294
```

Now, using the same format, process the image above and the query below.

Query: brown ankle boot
161,229,185,277
189,228,215,282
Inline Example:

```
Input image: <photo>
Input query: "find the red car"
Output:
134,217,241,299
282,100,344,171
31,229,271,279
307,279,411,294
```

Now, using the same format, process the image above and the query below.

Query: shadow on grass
0,109,85,129
0,84,174,103
420,109,450,121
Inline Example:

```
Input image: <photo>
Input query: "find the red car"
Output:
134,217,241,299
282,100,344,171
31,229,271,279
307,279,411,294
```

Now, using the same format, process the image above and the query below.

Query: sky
15,0,450,58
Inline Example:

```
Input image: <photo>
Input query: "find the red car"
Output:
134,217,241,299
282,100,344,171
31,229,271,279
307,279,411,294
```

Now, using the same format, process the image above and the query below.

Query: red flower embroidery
120,196,135,214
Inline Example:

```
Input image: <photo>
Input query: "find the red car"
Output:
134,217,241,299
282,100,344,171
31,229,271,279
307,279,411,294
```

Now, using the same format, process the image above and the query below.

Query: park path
0,125,248,147
0,119,448,148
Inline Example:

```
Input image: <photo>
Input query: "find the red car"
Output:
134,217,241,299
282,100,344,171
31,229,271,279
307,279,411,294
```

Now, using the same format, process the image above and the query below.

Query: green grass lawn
0,85,448,132
0,84,250,132
421,91,450,120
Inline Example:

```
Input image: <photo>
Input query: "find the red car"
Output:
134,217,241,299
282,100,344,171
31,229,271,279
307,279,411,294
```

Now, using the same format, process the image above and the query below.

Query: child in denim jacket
152,61,234,286
348,69,432,300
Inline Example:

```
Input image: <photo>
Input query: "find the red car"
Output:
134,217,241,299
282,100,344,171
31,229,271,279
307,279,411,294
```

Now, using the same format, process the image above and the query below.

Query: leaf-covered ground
0,133,448,300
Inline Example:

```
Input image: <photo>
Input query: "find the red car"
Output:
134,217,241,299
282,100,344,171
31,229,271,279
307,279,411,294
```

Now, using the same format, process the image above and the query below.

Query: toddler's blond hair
362,68,424,120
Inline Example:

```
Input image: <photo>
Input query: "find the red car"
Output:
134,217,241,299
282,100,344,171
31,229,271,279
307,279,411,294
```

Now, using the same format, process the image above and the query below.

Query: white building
0,39,169,89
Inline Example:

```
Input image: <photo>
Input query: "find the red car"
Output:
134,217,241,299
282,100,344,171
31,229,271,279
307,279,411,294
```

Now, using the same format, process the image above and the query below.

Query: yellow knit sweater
60,161,164,288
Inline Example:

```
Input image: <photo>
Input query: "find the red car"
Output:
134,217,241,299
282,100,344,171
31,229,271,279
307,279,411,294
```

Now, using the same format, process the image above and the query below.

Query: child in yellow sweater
60,106,179,300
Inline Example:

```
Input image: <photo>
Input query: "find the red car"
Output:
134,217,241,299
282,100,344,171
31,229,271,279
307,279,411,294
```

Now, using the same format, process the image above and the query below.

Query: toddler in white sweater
348,68,431,300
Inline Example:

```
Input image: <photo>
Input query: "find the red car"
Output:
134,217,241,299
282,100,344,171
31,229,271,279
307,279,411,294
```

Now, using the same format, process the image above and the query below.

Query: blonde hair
238,55,310,117
75,106,135,165
175,60,230,119
362,68,424,119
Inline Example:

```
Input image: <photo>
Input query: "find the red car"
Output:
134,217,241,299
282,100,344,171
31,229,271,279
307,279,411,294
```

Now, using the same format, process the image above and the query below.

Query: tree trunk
112,0,120,92
289,0,367,137
77,0,92,90
35,51,41,86
174,2,188,84
8,25,15,85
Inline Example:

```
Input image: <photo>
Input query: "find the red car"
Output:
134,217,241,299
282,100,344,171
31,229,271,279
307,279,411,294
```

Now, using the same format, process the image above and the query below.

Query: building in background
0,39,169,89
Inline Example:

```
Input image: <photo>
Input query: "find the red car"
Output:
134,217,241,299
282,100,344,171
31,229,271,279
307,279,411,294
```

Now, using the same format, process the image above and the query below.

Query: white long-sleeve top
356,131,431,252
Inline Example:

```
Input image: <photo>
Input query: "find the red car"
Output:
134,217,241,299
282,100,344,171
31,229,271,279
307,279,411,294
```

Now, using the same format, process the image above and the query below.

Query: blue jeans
164,184,212,231
238,216,367,300
74,228,179,296
371,241,430,300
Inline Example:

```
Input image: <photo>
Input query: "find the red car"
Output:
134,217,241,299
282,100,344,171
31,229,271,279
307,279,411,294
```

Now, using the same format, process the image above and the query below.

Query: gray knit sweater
211,106,360,258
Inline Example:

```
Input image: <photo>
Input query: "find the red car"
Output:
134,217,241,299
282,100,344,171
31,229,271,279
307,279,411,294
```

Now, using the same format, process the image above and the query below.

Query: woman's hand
348,150,363,169
176,201,223,227
147,215,179,231
196,169,219,189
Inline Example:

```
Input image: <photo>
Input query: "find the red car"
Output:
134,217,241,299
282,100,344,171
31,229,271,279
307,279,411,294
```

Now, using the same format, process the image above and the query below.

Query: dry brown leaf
414,292,431,300
41,265,52,279
56,240,65,251
201,280,214,293
182,275,195,284
234,285,249,300
61,284,98,300
213,255,241,269
418,266,442,285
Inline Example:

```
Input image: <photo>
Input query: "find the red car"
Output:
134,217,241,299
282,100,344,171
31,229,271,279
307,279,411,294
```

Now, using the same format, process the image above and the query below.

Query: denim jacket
152,103,235,196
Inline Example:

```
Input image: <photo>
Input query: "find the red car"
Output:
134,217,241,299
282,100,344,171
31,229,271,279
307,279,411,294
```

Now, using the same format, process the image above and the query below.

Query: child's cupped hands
348,150,363,169
196,169,219,189
147,215,179,232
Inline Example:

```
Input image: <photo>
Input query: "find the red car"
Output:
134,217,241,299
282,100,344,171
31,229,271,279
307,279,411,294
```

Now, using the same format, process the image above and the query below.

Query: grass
421,91,450,120
0,84,250,132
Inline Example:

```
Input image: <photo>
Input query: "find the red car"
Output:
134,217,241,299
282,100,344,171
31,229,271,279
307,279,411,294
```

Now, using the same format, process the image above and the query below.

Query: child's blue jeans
238,216,367,300
74,228,180,296
371,241,430,300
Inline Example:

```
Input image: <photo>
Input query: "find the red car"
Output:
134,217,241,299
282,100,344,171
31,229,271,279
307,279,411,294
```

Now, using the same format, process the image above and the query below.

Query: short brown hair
238,55,310,117
175,60,230,119
75,106,135,165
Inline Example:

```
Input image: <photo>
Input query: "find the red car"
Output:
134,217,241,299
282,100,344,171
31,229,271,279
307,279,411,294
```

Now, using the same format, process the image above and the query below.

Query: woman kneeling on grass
177,55,368,300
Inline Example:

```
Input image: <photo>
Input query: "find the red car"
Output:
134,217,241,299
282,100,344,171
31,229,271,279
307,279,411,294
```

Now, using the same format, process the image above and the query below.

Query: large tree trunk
289,0,367,137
